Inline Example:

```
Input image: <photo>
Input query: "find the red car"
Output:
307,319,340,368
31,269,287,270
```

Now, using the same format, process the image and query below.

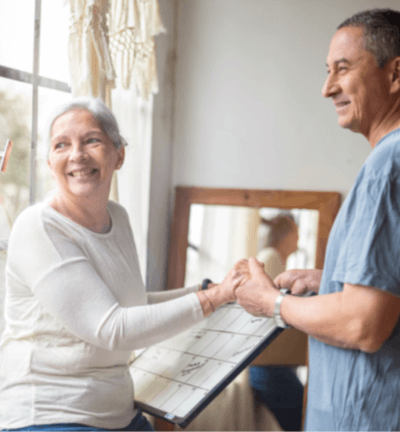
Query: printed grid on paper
130,303,277,421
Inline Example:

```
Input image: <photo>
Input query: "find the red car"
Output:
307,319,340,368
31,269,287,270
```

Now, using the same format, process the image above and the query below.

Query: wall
173,0,400,194
148,0,400,290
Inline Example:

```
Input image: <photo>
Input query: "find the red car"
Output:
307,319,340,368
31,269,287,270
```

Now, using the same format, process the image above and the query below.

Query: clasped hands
216,257,321,318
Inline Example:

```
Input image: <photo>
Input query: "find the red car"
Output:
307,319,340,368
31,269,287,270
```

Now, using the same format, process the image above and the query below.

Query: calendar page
129,302,282,428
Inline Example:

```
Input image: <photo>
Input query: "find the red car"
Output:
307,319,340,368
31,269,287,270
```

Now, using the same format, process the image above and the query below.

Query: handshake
201,258,321,320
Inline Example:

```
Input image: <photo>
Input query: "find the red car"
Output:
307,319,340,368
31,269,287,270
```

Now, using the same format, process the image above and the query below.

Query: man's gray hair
47,97,127,149
338,8,400,69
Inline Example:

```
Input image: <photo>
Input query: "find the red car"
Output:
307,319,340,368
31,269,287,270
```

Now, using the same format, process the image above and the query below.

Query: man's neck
366,105,400,148
368,121,400,148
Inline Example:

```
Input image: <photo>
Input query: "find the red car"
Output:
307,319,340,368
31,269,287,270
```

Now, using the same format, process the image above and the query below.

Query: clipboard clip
0,140,13,173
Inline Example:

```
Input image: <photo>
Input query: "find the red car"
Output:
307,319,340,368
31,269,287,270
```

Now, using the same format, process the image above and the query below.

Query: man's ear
389,57,400,93
116,146,125,170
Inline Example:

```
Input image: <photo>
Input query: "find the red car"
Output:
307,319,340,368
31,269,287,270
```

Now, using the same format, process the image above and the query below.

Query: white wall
148,0,400,290
173,0,399,194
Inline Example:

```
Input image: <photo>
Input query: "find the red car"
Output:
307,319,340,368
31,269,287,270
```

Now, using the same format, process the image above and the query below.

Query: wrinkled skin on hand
214,259,250,303
274,269,322,295
234,257,280,317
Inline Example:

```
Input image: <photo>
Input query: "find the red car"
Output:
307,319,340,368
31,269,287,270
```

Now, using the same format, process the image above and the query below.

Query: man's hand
274,269,322,295
235,257,280,317
205,259,249,305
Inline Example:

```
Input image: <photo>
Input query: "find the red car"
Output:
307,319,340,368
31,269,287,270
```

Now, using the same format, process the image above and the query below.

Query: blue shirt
306,129,400,431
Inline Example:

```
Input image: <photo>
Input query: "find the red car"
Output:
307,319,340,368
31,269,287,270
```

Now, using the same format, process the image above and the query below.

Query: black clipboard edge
134,323,284,428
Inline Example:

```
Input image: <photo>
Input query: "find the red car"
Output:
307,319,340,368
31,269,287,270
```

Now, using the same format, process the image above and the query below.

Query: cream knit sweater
0,201,203,430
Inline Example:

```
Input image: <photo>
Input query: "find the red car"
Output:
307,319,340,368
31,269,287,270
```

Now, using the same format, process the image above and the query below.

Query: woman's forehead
51,109,102,138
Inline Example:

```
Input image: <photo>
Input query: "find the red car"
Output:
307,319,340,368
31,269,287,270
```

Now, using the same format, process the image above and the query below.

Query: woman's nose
69,143,88,161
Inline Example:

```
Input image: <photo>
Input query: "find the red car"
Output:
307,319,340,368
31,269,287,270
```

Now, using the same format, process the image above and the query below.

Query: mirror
167,187,341,291
160,187,341,431
185,205,319,286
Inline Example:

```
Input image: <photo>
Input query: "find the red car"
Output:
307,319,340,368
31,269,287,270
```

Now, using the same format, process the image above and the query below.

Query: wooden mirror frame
158,187,341,430
167,187,341,290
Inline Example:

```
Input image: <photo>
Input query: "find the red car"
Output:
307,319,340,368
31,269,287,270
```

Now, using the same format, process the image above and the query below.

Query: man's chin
338,117,359,132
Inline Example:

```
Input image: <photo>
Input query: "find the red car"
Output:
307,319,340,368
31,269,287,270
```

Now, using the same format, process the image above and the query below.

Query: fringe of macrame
64,0,165,99
64,0,116,97
109,0,166,99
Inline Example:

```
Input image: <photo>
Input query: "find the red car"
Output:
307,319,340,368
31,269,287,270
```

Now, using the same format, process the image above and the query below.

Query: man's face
322,26,391,138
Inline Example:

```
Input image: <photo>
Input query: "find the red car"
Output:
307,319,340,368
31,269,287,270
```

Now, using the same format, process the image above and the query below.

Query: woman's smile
69,168,98,177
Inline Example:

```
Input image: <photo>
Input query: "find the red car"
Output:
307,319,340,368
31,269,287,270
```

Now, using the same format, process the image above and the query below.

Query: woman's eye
87,138,100,144
54,142,66,149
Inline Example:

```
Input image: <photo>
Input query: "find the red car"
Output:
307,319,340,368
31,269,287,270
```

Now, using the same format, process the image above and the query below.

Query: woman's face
48,109,124,202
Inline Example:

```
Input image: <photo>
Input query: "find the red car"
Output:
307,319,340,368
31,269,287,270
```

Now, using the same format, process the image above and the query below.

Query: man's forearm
278,284,400,353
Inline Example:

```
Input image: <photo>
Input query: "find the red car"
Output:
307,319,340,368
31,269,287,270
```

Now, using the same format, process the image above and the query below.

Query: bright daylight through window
0,0,71,238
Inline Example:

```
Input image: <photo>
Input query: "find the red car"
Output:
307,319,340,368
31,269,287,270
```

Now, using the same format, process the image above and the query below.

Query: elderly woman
0,98,243,431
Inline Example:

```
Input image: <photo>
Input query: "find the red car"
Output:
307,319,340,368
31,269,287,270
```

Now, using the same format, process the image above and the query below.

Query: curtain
64,0,165,278
112,84,153,279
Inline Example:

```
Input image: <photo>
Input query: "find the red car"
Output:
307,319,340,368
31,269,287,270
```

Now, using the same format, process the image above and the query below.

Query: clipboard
129,302,283,428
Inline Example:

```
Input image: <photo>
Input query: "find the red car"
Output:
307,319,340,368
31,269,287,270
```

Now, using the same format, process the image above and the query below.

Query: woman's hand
197,259,249,316
274,269,322,295
221,258,251,302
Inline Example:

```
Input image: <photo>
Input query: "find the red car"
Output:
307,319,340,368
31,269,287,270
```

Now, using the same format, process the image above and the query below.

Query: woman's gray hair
47,97,127,150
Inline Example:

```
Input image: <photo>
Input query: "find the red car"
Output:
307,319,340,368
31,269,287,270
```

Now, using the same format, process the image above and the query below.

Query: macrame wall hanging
64,0,165,100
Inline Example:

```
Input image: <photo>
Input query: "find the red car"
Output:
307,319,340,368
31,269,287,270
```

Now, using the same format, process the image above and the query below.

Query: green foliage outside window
0,90,30,228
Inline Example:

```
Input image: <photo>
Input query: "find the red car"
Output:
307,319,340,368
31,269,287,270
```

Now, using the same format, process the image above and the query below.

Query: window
0,0,71,235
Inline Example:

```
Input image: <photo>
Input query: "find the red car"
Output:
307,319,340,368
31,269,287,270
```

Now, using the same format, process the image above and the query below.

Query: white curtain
112,84,153,279
64,0,165,278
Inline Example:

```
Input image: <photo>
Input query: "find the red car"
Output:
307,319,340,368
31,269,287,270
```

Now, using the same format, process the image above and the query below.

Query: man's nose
322,73,340,98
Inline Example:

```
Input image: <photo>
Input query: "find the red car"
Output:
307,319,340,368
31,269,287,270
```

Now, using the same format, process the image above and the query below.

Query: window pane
39,0,70,82
0,78,32,232
0,0,34,73
36,87,72,202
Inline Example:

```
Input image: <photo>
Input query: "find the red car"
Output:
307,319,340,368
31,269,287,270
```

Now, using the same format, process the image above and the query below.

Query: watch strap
273,289,290,328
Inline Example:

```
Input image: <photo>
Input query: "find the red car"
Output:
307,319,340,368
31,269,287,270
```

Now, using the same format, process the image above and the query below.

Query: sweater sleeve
147,285,200,304
7,207,204,352
29,259,202,351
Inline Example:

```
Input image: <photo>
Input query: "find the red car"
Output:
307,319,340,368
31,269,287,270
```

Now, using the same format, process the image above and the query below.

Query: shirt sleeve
7,208,204,352
332,176,400,296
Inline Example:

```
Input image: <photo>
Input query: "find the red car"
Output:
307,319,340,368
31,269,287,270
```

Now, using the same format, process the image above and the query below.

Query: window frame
0,0,71,205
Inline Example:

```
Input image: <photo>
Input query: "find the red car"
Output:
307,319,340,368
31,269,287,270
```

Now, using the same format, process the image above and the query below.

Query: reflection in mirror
185,204,319,287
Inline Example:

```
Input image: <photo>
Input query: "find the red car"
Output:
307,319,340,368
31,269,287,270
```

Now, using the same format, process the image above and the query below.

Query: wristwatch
273,289,290,328
201,278,213,291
